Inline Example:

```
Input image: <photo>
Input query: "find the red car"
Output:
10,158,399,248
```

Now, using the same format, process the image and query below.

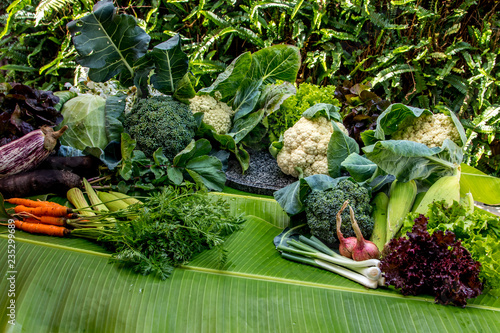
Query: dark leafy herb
380,215,483,307
0,83,62,146
336,81,390,147
97,186,244,280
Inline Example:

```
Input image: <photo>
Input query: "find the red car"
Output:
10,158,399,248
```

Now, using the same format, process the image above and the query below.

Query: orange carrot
6,198,66,209
13,220,69,237
23,216,67,226
14,205,72,217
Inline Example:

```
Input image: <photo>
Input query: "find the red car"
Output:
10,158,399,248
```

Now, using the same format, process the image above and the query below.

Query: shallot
349,205,380,261
336,200,357,258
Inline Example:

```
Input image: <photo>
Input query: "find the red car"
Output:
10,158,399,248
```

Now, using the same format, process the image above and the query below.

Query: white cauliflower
189,95,234,134
277,116,348,178
391,113,461,148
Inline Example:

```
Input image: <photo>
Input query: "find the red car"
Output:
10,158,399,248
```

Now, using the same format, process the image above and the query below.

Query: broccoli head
304,179,374,245
124,96,197,160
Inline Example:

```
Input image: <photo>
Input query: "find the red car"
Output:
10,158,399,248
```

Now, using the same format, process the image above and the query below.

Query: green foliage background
1,0,499,174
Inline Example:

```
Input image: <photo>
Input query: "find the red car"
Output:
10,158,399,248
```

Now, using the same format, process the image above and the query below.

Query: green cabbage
58,94,108,151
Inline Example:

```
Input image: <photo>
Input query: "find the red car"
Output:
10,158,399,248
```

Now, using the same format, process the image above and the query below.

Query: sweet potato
0,169,81,198
36,156,101,178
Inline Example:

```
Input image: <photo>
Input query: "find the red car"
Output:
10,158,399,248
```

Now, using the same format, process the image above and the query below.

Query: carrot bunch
6,198,73,237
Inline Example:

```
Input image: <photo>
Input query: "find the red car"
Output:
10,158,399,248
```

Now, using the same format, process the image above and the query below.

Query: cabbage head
58,94,108,150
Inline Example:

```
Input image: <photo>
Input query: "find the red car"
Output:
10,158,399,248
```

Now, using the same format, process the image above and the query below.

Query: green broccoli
304,179,374,245
124,96,197,160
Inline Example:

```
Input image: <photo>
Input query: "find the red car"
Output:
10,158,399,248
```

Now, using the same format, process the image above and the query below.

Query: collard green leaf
173,139,212,167
67,1,150,84
104,93,126,143
273,178,309,216
341,153,377,182
249,45,301,84
302,103,342,122
133,56,155,97
167,167,184,185
185,155,226,191
258,82,297,116
232,78,263,121
82,141,122,170
231,109,266,144
119,132,136,180
234,145,250,173
362,139,462,182
150,34,189,94
446,108,467,147
327,122,360,178
269,137,284,159
173,73,196,102
199,52,252,102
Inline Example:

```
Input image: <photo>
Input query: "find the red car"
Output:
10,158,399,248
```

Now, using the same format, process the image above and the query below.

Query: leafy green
57,94,109,150
249,44,301,83
199,52,252,102
273,174,348,216
67,1,189,95
362,139,463,182
67,1,150,85
327,122,360,178
195,45,300,171
301,103,342,121
341,153,378,182
118,136,226,192
399,201,500,296
370,103,433,142
149,34,189,94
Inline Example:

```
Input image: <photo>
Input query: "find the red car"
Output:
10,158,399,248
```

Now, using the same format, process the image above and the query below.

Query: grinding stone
225,148,297,196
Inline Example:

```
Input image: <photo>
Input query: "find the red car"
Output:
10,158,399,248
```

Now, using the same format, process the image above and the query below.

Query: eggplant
0,125,68,177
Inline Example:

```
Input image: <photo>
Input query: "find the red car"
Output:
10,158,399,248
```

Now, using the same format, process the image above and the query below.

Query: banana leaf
1,193,500,332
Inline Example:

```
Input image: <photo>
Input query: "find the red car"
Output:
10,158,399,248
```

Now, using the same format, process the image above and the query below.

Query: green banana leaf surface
1,192,500,332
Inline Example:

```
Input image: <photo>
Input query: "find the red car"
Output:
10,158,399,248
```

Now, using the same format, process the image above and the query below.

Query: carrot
12,220,69,237
23,216,67,226
14,205,72,217
6,198,67,209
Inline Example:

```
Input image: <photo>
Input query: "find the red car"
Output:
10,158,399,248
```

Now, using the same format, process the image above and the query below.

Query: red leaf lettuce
380,214,483,307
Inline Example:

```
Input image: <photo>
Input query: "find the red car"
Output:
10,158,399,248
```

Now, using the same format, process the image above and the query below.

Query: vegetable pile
2,0,500,315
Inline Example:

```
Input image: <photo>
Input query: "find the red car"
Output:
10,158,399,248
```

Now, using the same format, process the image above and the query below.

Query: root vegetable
0,169,81,198
36,156,101,178
350,205,380,261
336,200,357,258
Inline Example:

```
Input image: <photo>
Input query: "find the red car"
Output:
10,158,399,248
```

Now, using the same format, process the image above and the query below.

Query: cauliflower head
190,95,234,134
277,117,348,178
391,113,461,148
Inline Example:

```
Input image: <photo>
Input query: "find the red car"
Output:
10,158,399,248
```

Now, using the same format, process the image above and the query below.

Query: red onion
349,205,380,261
336,200,357,258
